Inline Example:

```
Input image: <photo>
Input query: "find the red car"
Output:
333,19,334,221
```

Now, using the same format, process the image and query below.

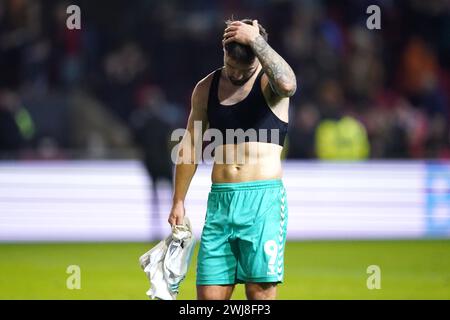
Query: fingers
222,36,236,46
224,26,238,33
168,215,184,226
223,30,237,38
223,20,259,46
176,215,184,226
223,25,237,43
168,211,185,226
223,29,237,45
168,216,184,226
228,21,242,27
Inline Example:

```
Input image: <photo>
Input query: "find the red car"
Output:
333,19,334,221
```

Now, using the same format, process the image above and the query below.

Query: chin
229,78,248,86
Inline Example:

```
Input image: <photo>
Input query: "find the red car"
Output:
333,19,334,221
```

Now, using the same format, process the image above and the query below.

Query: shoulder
193,69,219,98
191,69,220,108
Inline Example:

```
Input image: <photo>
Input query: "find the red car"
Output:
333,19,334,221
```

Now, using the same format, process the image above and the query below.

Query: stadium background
0,0,449,299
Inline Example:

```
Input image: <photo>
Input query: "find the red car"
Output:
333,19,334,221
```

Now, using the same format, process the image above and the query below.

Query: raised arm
223,20,297,98
168,77,209,226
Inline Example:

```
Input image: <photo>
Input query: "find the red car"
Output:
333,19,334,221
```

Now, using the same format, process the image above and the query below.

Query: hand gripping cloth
139,217,196,300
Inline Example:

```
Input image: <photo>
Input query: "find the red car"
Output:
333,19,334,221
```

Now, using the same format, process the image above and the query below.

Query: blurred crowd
0,0,449,162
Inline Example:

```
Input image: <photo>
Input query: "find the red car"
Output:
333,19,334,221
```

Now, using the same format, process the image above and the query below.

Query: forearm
172,133,201,205
250,35,297,97
172,162,197,205
168,150,198,226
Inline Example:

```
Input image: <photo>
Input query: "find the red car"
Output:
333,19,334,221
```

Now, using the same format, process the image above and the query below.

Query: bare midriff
211,142,283,183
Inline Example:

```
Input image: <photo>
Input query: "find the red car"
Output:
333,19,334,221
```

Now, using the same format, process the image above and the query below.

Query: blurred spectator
425,114,450,159
97,42,149,122
0,0,40,89
315,116,370,161
68,90,136,159
398,37,448,116
130,85,178,186
48,1,83,88
0,89,35,158
130,85,178,238
287,103,320,159
314,80,370,160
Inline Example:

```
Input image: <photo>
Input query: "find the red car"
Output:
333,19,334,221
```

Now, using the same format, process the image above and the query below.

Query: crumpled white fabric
139,217,196,300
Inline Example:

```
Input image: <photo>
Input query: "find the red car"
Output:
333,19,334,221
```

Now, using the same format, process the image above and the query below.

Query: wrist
172,198,184,206
249,34,264,48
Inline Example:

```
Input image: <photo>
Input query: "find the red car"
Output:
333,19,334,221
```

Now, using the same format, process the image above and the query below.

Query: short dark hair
224,18,268,65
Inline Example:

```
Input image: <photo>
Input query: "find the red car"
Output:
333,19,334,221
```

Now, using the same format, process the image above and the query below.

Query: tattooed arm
250,34,297,98
223,19,297,98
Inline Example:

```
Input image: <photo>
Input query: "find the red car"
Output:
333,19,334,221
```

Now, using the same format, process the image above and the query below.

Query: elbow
278,81,297,98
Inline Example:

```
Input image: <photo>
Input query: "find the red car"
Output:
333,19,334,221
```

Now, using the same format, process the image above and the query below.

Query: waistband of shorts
211,179,283,192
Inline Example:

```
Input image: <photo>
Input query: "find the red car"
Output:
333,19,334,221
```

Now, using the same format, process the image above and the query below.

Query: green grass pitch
0,240,449,299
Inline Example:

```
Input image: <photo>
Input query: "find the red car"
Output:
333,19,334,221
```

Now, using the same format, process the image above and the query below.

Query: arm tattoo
250,35,297,97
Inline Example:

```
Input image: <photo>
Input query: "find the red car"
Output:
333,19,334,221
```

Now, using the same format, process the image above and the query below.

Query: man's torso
199,67,289,183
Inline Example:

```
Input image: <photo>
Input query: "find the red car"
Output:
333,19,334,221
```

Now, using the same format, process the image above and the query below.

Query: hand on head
223,20,260,46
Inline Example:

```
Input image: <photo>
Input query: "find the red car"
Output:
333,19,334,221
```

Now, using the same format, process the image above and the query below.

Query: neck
223,65,262,87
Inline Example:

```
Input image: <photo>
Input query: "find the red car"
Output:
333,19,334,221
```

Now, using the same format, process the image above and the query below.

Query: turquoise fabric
197,179,288,285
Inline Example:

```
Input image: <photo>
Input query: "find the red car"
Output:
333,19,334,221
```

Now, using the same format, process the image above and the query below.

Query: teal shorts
196,179,288,285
